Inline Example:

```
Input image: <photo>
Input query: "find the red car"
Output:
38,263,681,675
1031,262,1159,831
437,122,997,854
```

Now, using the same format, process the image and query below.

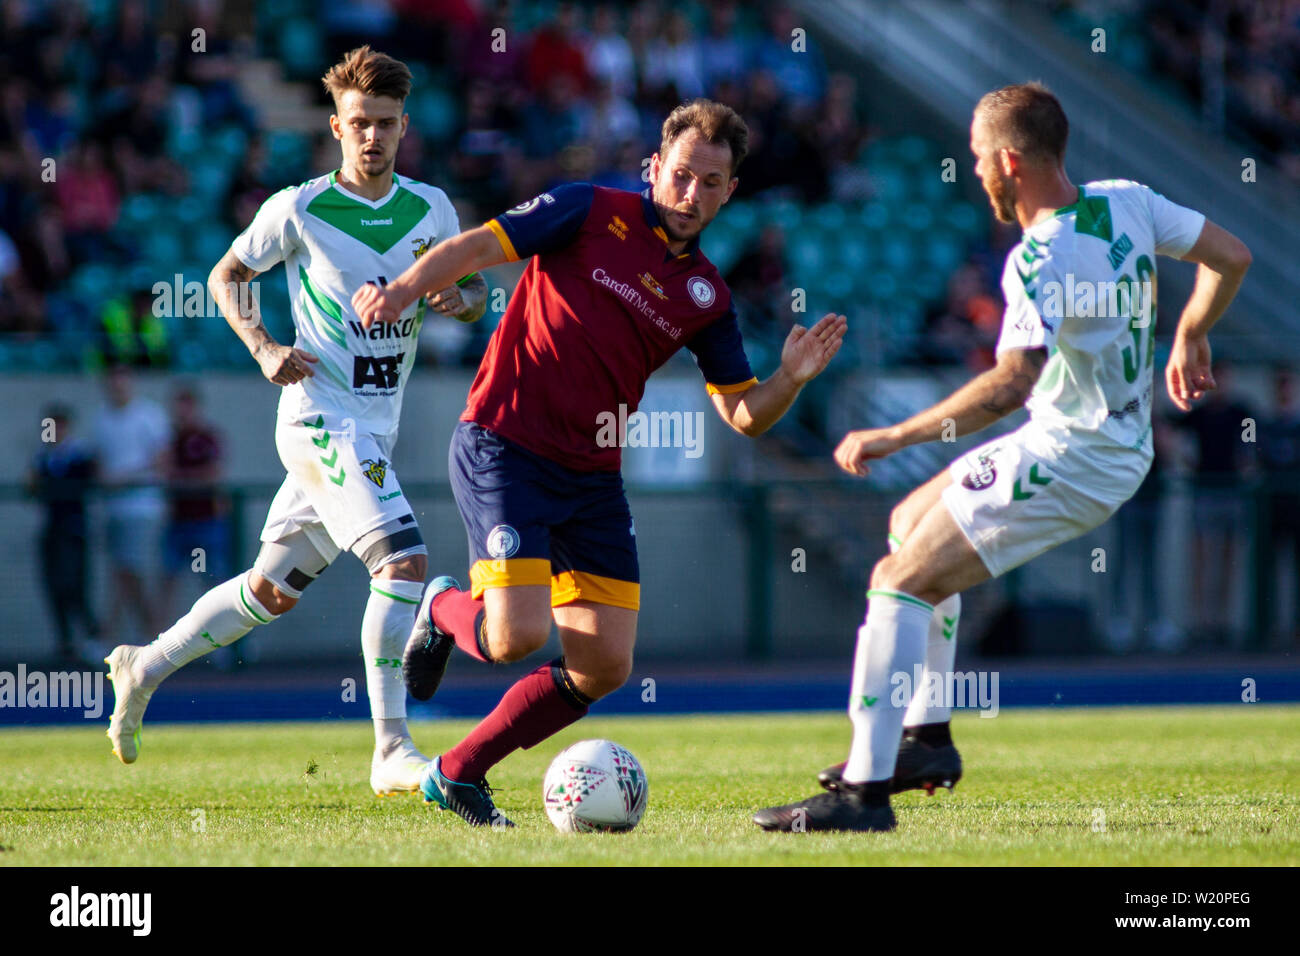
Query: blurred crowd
0,0,1011,371
28,364,239,665
1143,0,1300,182
0,0,254,341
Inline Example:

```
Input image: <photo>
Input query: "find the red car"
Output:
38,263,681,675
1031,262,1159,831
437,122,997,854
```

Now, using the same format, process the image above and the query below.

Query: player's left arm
834,346,1047,476
1165,219,1252,412
428,272,488,324
712,313,847,436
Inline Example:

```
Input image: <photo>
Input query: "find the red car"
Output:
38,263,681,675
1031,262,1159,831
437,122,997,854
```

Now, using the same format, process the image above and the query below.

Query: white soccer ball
543,739,648,833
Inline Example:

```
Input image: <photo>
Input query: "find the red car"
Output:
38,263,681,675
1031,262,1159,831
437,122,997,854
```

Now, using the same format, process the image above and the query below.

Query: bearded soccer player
754,83,1251,832
104,47,488,794
352,99,847,827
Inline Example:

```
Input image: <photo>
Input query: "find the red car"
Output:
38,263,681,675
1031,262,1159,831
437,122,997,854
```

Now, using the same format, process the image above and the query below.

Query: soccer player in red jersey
353,99,846,827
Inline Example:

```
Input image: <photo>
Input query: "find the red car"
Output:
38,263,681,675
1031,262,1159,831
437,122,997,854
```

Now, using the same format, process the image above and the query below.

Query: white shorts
261,411,413,562
941,422,1150,579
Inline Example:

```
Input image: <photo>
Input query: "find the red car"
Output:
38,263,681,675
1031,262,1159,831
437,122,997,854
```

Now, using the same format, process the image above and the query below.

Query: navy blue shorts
449,422,639,609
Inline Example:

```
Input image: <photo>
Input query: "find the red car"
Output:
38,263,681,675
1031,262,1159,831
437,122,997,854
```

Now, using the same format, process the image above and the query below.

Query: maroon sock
431,587,490,662
440,658,591,782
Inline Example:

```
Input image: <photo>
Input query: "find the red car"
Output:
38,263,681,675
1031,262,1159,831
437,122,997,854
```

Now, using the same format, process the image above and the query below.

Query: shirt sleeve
230,187,300,272
1146,185,1206,259
996,249,1058,357
486,182,594,261
686,302,758,395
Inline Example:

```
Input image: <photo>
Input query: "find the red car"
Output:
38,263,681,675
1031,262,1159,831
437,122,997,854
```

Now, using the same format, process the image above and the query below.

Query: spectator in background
0,225,47,335
1176,361,1256,643
27,404,101,664
592,138,645,193
919,264,999,369
1108,416,1182,652
642,10,705,101
159,385,228,605
96,284,169,369
727,223,789,339
1258,367,1300,645
584,4,636,98
159,384,238,663
91,364,169,645
699,0,751,95
579,78,641,159
524,2,590,95
756,3,826,107
54,142,120,267
452,80,520,213
226,134,272,232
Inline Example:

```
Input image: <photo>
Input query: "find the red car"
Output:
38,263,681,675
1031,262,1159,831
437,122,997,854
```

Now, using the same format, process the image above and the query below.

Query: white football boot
370,735,431,796
105,645,154,764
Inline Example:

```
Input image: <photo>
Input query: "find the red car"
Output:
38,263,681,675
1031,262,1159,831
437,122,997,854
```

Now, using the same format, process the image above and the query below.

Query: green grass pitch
1,706,1296,866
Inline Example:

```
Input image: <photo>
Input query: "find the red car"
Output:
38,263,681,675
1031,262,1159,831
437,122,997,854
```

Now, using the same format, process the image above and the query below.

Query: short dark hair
322,45,412,108
975,82,1069,164
660,99,749,175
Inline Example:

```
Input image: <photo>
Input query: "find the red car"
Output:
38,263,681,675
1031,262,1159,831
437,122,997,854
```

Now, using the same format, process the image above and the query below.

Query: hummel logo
860,695,878,707
941,616,957,640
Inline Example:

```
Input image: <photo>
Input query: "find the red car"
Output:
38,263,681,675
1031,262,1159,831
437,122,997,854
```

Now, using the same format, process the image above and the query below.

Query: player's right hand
257,344,318,386
834,427,903,477
1166,332,1215,412
352,281,400,328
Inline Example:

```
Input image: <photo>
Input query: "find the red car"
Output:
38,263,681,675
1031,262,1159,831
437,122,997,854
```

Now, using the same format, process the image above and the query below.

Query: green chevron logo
941,616,957,640
860,695,878,707
328,467,346,487
319,446,338,469
1012,463,1053,501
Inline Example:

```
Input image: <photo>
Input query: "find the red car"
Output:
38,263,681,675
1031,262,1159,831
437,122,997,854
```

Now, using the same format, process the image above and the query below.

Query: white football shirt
231,171,462,440
997,179,1205,455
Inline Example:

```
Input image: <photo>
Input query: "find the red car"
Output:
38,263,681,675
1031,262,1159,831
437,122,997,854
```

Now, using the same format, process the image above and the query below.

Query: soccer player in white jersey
104,47,487,794
755,83,1252,832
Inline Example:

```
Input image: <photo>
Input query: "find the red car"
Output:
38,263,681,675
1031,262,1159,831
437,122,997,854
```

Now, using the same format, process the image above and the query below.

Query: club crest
361,457,388,488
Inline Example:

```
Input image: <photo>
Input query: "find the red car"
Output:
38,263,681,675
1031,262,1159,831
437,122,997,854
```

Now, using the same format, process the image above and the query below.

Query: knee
376,553,426,582
571,654,632,700
868,555,899,593
248,571,298,616
487,622,550,663
889,500,922,544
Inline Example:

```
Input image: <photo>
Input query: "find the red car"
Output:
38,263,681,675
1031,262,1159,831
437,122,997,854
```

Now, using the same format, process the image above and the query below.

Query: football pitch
1,706,1295,866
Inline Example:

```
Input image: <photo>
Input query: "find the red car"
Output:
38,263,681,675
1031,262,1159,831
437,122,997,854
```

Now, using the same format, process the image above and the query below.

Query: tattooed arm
208,249,318,386
834,347,1047,476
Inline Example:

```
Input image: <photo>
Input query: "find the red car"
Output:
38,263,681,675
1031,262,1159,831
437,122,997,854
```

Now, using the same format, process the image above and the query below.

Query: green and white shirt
232,170,462,440
997,179,1205,454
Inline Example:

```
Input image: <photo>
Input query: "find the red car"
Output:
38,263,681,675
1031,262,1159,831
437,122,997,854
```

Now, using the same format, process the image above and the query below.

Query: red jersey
466,184,757,471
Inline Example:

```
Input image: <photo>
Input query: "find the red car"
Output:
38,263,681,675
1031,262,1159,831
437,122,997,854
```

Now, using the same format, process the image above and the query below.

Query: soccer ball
543,739,648,833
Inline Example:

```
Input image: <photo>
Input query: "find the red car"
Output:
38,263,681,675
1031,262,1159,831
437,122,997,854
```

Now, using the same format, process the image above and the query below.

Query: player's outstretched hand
428,284,466,317
257,343,318,386
1166,332,1215,412
781,313,846,385
834,427,903,477
352,282,401,328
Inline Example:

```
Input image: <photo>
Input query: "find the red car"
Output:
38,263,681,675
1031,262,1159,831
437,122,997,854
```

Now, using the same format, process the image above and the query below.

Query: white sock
844,589,932,784
138,572,279,688
363,578,423,750
905,594,961,727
